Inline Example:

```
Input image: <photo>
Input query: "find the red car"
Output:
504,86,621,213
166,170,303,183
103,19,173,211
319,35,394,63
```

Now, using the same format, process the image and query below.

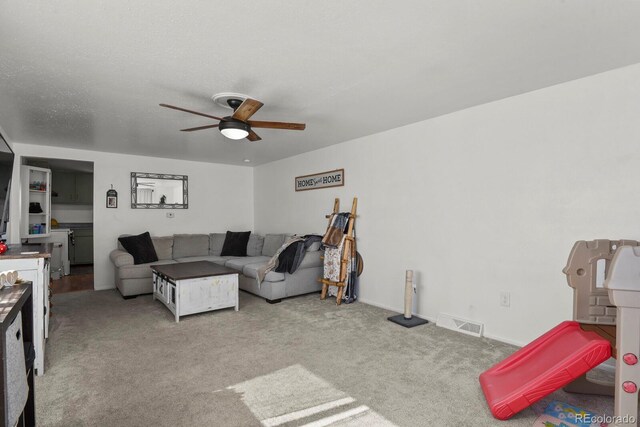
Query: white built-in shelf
22,166,52,239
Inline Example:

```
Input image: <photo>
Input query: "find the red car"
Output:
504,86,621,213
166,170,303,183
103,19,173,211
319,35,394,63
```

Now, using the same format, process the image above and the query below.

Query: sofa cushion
209,233,226,256
216,256,246,266
174,255,227,264
297,250,322,269
118,232,159,265
262,234,286,257
225,256,270,272
119,259,177,280
109,249,134,268
221,231,251,257
152,236,174,260
173,234,209,258
242,262,285,282
246,234,265,257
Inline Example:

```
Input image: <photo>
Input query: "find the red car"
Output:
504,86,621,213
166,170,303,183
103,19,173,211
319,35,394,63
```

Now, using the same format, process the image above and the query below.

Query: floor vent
436,313,484,338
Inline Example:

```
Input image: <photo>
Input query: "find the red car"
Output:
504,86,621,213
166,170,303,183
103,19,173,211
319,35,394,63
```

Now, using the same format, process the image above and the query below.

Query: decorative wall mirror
131,172,188,209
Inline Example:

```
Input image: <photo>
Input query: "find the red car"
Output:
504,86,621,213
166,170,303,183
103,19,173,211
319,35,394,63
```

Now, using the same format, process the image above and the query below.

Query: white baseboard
482,332,525,347
357,298,526,347
357,297,436,325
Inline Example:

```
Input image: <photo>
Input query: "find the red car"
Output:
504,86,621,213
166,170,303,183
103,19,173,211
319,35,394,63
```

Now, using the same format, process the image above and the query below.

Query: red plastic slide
479,321,611,420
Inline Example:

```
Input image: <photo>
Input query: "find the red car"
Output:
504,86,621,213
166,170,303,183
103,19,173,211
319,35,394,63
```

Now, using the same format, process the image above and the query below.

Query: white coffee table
151,261,239,322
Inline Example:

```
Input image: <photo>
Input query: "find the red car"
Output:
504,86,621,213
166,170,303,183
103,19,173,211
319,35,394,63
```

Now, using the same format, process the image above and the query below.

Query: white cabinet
70,228,93,265
51,171,93,205
0,255,50,376
21,166,51,238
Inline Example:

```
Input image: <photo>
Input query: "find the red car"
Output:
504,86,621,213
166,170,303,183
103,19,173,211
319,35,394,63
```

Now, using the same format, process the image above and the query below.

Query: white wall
9,144,254,290
51,204,93,223
254,63,640,346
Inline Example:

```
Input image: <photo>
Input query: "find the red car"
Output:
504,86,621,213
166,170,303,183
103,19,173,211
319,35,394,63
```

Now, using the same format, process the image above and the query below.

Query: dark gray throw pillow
118,232,159,265
220,231,251,257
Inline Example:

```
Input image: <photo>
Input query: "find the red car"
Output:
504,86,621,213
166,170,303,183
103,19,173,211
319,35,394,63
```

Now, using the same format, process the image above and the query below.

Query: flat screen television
0,132,14,237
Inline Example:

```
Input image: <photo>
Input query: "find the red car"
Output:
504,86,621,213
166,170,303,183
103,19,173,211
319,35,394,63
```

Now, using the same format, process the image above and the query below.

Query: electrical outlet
166,212,175,218
500,291,510,308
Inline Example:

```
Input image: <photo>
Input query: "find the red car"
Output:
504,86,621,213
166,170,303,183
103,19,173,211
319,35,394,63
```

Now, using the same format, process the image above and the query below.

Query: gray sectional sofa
108,233,323,303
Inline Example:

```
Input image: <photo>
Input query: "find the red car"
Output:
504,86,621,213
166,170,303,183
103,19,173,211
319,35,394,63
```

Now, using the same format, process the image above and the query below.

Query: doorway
23,157,94,294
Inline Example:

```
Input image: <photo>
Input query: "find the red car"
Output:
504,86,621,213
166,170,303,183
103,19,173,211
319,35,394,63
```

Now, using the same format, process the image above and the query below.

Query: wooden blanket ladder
319,197,358,305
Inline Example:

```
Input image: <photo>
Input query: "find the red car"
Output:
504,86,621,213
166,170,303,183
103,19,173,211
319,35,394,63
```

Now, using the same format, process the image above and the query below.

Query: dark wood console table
0,282,35,427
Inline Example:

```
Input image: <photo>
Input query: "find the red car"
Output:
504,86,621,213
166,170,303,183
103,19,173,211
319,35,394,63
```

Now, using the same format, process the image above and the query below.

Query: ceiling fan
159,97,305,142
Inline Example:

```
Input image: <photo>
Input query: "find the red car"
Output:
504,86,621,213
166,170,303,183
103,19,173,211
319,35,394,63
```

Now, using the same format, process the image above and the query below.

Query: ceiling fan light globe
221,128,249,140
219,120,250,140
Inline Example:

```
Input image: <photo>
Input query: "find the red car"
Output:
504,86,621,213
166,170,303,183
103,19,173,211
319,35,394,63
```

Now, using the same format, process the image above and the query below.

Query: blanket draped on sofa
257,237,303,286
275,234,323,274
257,235,324,286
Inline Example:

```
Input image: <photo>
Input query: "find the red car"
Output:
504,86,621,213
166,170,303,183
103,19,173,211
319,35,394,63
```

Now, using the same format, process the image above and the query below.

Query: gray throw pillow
209,233,226,256
247,234,265,257
173,234,209,258
262,234,286,257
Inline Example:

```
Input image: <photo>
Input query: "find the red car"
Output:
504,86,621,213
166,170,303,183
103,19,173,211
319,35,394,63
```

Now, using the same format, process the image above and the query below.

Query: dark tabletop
0,282,32,324
150,261,238,280
0,243,52,260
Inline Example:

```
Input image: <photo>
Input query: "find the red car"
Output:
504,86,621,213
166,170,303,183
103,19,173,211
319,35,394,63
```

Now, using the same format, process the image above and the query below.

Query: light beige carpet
35,290,616,426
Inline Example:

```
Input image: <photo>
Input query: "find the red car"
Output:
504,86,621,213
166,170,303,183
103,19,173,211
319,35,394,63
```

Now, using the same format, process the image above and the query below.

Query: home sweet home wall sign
295,169,344,192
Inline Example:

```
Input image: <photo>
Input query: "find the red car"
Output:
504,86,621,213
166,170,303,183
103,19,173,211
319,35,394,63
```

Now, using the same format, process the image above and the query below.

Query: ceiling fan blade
232,98,264,121
247,120,306,131
159,104,223,121
246,130,262,142
180,124,220,132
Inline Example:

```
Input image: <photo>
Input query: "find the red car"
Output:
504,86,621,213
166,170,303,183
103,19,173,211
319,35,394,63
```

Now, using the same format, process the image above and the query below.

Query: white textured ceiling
1,1,640,166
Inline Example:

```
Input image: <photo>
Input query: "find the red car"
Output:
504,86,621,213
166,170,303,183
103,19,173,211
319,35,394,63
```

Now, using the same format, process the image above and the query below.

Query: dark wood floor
51,265,94,294
69,264,94,275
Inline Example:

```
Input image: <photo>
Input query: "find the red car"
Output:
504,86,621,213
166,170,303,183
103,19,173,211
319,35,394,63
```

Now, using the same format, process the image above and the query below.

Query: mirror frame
130,172,188,209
